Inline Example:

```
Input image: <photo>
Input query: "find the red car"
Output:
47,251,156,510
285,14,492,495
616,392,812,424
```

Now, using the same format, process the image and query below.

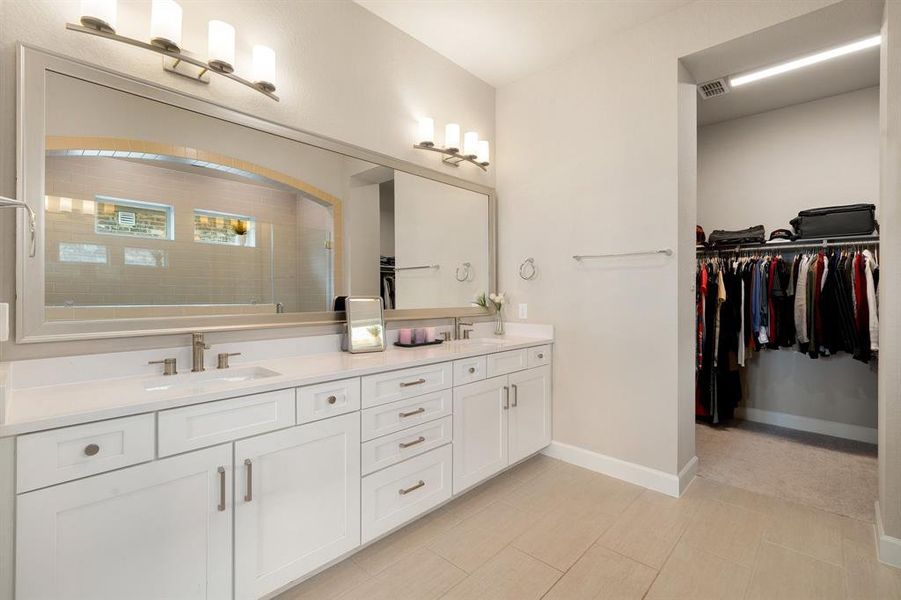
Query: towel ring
519,257,537,280
455,262,473,282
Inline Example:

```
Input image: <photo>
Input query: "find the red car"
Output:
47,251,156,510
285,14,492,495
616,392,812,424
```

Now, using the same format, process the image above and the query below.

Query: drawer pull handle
217,466,226,512
400,378,426,388
327,395,337,404
468,367,476,374
399,407,426,418
399,436,426,449
399,480,426,495
83,443,100,457
512,384,518,407
537,353,544,359
503,386,510,410
244,459,253,502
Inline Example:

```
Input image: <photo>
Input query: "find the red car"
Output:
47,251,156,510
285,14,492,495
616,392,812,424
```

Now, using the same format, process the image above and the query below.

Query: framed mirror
16,45,495,342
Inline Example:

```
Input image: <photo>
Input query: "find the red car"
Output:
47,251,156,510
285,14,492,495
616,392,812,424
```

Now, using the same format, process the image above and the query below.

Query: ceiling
684,0,884,126
355,0,692,87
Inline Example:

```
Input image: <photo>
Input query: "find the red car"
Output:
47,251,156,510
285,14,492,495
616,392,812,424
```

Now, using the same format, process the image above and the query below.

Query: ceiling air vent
697,78,731,100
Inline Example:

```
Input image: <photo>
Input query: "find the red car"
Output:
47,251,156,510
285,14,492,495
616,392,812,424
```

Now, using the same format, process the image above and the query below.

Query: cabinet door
508,366,552,464
16,444,232,600
234,412,360,600
452,375,509,494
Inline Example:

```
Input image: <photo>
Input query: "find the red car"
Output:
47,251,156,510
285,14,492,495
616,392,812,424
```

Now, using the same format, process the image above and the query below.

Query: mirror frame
16,44,496,343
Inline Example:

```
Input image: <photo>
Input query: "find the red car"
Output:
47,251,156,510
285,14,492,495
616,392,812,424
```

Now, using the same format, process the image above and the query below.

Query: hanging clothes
695,244,880,423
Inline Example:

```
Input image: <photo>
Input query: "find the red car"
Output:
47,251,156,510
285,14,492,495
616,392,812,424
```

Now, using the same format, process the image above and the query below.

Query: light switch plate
518,303,528,319
0,303,8,342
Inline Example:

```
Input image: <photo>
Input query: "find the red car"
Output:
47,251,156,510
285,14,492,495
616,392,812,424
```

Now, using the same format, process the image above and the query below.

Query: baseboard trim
735,407,877,444
876,501,901,569
542,441,690,498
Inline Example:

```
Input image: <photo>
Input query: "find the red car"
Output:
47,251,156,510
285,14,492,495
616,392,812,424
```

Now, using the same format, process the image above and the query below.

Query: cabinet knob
468,367,476,374
84,443,100,457
327,395,337,404
537,353,544,359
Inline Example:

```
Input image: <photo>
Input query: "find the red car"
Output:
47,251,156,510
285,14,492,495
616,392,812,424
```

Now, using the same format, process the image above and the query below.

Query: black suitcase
708,225,766,247
790,204,876,239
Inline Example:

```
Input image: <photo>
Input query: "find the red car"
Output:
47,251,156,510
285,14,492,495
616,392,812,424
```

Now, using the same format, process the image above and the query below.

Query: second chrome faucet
192,332,210,372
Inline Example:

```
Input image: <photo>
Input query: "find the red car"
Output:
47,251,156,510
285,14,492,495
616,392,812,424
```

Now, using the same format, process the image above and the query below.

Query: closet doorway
682,3,883,524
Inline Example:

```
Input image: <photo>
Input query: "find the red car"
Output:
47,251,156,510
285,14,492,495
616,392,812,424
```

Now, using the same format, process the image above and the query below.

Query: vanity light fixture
149,0,182,51
67,1,279,100
414,120,489,171
730,34,881,87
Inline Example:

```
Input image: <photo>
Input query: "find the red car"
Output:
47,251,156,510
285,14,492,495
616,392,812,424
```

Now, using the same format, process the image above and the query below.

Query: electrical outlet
518,303,528,319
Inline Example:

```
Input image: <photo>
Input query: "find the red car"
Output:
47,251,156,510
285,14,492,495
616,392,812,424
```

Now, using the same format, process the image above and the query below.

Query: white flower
496,293,505,304
489,293,497,302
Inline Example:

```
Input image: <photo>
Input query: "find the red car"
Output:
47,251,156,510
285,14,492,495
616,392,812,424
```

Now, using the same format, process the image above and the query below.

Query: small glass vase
494,311,505,336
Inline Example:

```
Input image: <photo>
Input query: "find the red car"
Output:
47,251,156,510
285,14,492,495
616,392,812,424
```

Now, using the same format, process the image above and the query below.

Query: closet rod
697,235,879,255
573,248,673,261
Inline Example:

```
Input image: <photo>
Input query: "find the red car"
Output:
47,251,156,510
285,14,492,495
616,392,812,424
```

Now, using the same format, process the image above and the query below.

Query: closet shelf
697,234,879,255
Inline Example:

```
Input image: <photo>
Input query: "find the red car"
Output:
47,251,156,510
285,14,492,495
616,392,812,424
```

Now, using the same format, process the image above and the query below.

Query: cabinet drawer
297,377,360,424
454,356,487,385
486,349,528,377
158,389,295,457
526,345,551,368
361,444,452,543
361,389,452,442
361,362,453,409
361,416,452,475
17,414,155,493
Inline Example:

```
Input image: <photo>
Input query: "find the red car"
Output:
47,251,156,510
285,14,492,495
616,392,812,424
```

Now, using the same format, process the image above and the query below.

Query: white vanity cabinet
9,338,553,600
233,412,360,600
453,364,552,494
16,444,233,600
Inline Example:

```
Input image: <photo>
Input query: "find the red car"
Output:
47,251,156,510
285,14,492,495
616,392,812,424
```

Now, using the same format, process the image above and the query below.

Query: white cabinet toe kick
10,340,552,599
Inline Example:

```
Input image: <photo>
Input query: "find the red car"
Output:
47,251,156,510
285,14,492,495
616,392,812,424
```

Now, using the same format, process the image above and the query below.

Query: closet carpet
696,420,877,523
276,454,899,600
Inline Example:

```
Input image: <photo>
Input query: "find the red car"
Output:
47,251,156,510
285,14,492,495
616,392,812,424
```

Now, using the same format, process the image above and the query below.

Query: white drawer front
17,414,155,493
486,349,528,377
158,389,295,457
361,389,452,442
297,377,361,424
361,362,453,409
526,345,551,368
361,444,452,543
361,416,452,475
454,356,487,385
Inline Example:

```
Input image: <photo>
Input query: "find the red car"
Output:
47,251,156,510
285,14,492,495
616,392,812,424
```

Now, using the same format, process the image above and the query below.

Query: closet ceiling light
730,34,881,87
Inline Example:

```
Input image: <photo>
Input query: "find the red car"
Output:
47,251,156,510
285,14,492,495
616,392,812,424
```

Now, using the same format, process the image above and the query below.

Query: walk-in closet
685,7,883,523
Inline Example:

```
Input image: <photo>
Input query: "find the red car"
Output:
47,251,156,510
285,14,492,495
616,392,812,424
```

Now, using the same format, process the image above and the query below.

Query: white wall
698,86,880,234
496,0,841,477
0,0,494,360
698,87,879,432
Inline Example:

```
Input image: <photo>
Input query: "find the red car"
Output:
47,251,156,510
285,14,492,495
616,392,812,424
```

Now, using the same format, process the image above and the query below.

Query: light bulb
463,131,479,157
252,45,277,92
208,20,236,73
80,0,117,33
445,123,460,151
477,140,490,164
150,0,183,52
417,117,435,147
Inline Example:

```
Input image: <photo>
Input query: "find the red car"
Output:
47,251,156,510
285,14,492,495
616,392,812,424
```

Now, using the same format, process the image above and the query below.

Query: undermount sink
143,366,281,392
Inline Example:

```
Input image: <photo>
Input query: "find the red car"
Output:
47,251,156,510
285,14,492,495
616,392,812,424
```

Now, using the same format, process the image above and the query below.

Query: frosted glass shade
208,20,236,73
445,123,460,150
252,45,277,91
80,0,117,32
150,0,182,51
463,131,479,157
477,140,490,164
417,117,435,146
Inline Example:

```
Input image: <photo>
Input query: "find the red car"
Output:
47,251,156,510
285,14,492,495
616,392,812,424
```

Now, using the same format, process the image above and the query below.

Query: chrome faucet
192,333,210,372
454,318,474,340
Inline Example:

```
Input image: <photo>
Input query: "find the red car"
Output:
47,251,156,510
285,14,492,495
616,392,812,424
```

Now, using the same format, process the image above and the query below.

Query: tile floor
276,455,901,600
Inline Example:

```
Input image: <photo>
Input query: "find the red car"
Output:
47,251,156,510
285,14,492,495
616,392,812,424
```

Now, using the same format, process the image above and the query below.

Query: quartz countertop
0,334,552,437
